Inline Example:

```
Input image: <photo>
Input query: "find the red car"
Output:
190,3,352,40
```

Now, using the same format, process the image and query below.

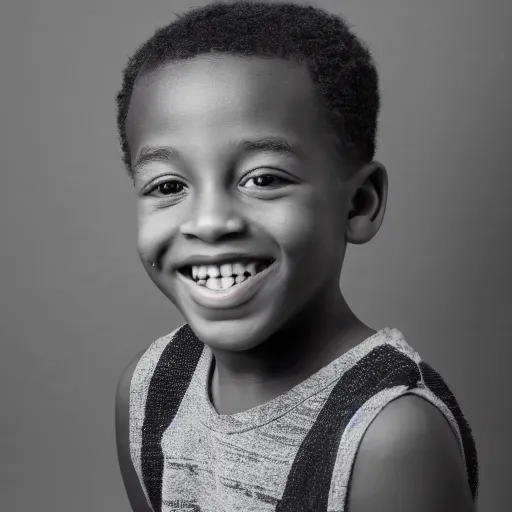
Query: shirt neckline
192,327,406,434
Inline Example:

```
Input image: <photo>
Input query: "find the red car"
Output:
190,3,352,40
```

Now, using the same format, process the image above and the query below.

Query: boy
115,2,478,511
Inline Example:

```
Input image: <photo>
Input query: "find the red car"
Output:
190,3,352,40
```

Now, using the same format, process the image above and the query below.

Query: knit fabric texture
129,324,479,511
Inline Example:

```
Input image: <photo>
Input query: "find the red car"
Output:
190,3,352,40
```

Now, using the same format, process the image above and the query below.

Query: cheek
269,196,340,264
136,225,154,262
136,209,176,257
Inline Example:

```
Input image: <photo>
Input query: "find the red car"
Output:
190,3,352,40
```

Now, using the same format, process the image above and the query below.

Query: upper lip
173,252,275,269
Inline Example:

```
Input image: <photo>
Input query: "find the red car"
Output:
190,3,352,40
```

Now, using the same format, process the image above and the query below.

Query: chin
182,311,279,353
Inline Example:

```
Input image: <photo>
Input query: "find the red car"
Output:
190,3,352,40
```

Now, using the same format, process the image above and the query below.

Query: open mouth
177,258,275,291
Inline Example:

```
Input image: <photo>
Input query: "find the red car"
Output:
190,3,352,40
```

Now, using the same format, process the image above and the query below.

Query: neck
208,285,374,414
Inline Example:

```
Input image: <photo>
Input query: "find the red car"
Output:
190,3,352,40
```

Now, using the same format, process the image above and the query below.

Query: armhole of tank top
404,385,478,510
328,384,468,511
327,384,413,510
402,384,467,470
128,324,184,510
380,335,467,471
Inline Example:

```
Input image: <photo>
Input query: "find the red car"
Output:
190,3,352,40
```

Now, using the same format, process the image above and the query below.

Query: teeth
199,275,246,290
232,262,245,276
220,263,233,277
245,262,257,276
205,277,221,290
191,260,267,281
207,265,220,278
220,276,235,289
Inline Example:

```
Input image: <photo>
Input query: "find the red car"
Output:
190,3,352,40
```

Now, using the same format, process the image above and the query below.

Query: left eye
242,174,290,189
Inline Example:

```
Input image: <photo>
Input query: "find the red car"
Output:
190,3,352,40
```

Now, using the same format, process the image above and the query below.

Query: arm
115,349,154,512
346,394,475,512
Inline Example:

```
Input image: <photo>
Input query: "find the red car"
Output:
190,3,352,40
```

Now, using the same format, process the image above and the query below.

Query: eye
241,172,291,189
145,179,187,197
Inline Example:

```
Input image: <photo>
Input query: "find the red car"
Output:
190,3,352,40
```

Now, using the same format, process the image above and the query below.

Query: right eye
145,179,187,197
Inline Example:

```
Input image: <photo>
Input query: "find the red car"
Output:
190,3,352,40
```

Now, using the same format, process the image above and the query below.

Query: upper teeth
192,261,260,280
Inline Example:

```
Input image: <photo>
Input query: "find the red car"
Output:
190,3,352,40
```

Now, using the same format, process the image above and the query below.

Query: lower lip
176,261,277,310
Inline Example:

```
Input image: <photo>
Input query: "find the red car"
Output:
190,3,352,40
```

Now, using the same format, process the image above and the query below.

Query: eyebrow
132,136,302,176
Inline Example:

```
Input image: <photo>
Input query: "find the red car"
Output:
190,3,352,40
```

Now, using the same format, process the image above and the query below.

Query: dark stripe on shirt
419,361,479,501
141,324,204,512
276,344,421,512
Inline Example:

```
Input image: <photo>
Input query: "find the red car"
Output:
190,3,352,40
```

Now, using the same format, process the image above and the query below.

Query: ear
346,161,388,245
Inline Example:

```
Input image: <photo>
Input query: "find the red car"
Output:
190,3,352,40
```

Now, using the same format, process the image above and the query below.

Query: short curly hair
116,0,380,178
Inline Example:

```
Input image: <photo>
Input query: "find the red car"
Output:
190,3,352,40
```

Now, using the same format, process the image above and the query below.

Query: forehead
125,54,333,165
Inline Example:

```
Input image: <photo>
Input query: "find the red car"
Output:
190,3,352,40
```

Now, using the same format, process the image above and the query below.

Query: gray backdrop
2,0,510,510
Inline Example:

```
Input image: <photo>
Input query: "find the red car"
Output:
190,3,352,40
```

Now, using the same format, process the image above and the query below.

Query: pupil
256,175,273,187
160,182,181,195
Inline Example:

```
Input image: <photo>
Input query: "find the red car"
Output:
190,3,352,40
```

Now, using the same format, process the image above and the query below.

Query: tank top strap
129,324,203,512
324,338,478,510
269,340,421,511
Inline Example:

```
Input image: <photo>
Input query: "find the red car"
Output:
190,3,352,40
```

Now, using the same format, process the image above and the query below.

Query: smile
178,259,273,289
176,259,277,309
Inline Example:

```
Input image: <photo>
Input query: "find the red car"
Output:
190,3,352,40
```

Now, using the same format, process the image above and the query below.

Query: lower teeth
198,274,248,291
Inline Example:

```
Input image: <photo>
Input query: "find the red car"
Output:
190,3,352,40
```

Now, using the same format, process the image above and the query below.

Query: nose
179,192,246,243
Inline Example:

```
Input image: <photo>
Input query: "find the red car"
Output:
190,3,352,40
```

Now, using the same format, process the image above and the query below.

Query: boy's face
126,55,357,351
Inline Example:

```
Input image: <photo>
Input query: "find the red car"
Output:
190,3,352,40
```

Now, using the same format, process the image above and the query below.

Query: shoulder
116,348,147,409
115,348,153,512
115,328,183,512
346,394,475,512
116,324,189,408
115,346,147,457
117,326,184,402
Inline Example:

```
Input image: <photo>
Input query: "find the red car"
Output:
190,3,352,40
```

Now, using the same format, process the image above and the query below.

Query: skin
116,54,474,511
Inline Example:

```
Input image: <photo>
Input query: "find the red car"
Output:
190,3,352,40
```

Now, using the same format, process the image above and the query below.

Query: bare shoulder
116,348,147,406
115,348,153,512
346,394,475,512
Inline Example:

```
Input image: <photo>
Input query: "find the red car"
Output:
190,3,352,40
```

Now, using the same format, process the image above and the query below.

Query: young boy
115,2,479,511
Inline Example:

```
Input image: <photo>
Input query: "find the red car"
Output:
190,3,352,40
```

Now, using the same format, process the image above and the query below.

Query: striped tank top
129,324,479,511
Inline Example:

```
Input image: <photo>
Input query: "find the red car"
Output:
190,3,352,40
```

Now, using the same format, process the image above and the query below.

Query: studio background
2,0,510,510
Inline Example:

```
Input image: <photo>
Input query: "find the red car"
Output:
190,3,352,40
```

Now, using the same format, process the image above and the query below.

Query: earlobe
345,161,388,245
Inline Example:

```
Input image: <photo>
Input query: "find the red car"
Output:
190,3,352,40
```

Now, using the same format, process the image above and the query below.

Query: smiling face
125,54,357,351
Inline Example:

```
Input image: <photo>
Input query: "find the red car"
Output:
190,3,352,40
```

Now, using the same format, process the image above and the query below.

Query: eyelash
145,171,291,197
